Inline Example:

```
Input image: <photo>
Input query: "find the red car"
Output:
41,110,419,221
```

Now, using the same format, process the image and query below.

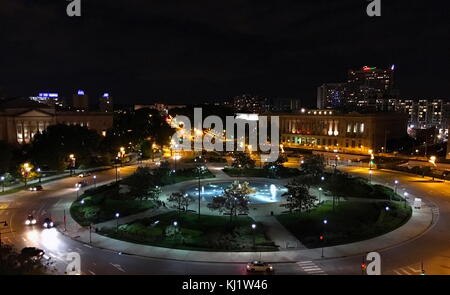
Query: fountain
270,184,277,200
185,181,287,204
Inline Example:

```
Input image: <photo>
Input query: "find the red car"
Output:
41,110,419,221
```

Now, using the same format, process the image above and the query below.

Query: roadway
0,161,448,275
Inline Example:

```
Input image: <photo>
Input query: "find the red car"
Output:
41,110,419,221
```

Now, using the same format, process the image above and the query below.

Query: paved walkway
0,165,112,194
52,163,435,263
251,215,305,250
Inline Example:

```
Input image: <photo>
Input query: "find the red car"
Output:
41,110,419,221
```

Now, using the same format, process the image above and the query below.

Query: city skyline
1,1,449,104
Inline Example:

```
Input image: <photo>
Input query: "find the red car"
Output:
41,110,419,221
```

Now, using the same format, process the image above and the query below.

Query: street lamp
394,180,399,196
429,156,437,181
22,163,32,187
0,176,5,193
76,187,80,199
173,221,178,227
93,175,97,187
115,213,120,232
318,187,322,203
403,192,408,208
37,168,42,183
321,219,328,258
69,154,76,176
251,223,256,250
369,170,373,183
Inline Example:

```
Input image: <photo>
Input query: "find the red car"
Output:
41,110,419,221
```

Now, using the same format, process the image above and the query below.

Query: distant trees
103,108,175,156
207,181,254,222
231,152,255,169
0,245,54,275
168,192,195,214
30,124,101,171
301,154,325,177
282,178,317,213
0,141,14,175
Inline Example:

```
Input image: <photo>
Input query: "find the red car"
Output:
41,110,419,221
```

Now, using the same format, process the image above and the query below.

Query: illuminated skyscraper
99,92,113,112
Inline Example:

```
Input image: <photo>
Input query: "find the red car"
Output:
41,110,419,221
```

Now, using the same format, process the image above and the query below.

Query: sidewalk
56,200,433,263
0,165,112,194
52,163,435,263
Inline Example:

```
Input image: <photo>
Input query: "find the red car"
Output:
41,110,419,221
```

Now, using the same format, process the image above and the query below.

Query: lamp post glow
37,168,41,183
318,187,322,203
115,213,120,232
321,219,328,258
69,154,76,176
0,176,4,192
403,192,408,208
93,175,97,187
251,224,256,250
369,170,373,183
394,180,399,197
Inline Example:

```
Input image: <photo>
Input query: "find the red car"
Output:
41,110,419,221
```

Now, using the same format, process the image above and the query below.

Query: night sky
0,0,449,105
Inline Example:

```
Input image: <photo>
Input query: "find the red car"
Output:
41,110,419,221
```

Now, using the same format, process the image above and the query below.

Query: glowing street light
251,223,257,250
115,212,120,232
394,180,399,196
321,219,328,258
318,187,323,203
0,176,5,192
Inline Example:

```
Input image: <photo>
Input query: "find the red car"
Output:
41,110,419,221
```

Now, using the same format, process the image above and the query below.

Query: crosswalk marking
296,261,326,275
393,266,422,275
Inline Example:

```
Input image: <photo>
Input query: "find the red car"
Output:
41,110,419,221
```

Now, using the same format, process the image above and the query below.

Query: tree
0,245,55,275
301,154,325,177
281,178,317,214
168,192,194,214
30,124,101,171
146,186,162,203
0,141,14,175
231,152,255,169
327,173,348,211
207,181,254,222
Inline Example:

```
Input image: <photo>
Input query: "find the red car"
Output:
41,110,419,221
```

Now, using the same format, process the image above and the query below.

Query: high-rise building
72,90,89,110
99,92,113,112
317,83,346,109
346,66,396,109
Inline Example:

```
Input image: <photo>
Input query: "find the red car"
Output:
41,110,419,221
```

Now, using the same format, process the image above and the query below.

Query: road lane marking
110,263,125,272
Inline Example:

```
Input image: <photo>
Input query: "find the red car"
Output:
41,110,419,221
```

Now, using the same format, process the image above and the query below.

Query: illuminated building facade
0,98,113,145
279,110,408,154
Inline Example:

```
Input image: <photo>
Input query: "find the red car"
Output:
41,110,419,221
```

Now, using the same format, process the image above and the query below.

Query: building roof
0,97,53,110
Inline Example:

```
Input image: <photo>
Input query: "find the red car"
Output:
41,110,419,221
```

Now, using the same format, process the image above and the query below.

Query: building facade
316,83,346,109
346,66,396,108
0,98,113,145
279,110,408,154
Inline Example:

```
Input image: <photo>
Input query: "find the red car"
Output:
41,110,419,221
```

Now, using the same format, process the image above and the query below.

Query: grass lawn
99,211,277,252
70,185,157,226
276,200,412,248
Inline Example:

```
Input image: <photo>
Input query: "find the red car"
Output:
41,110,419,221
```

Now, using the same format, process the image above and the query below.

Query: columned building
279,110,408,154
0,98,113,145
